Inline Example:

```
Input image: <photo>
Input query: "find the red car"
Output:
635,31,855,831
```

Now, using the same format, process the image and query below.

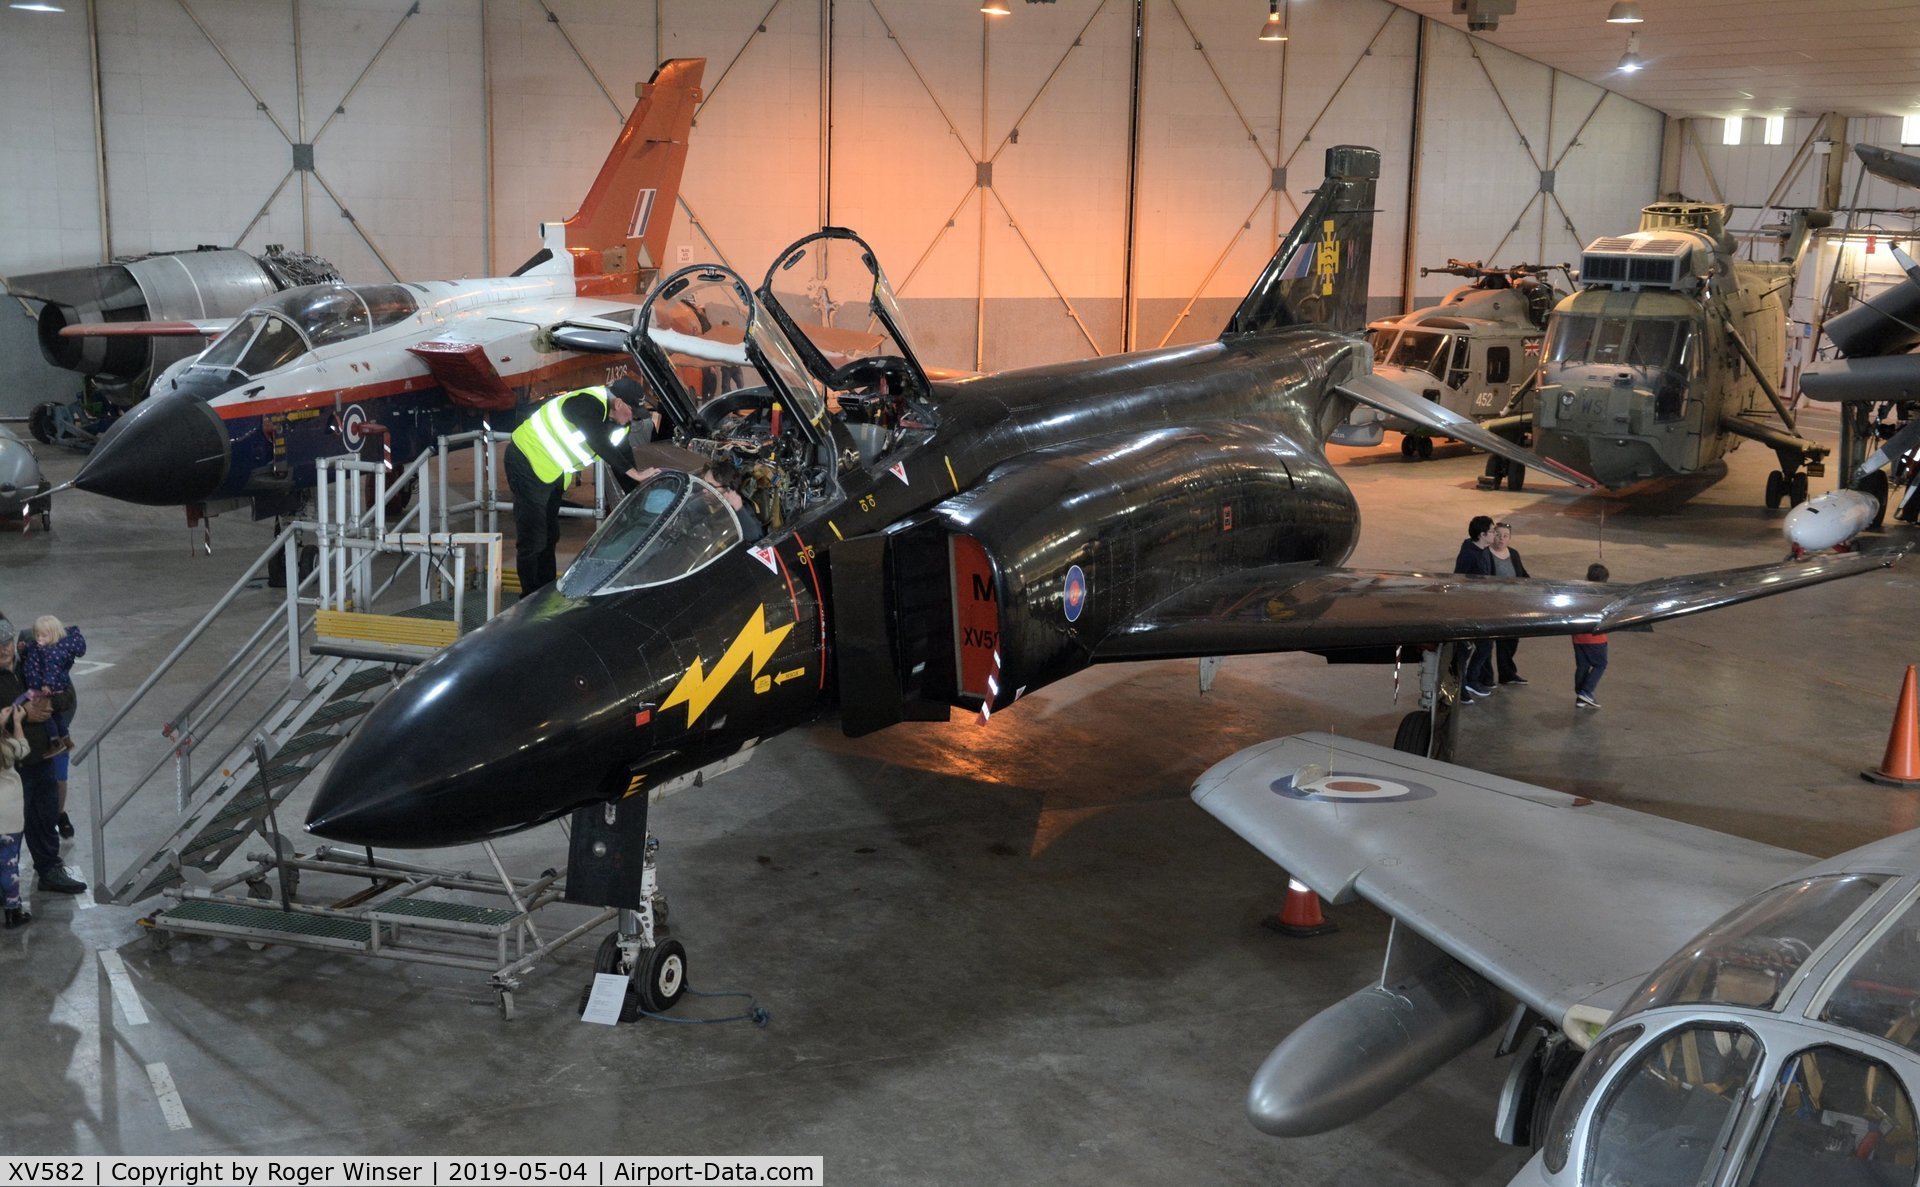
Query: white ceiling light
1605,2,1644,23
980,0,1010,14
1258,0,1287,42
8,2,68,10
1617,31,1645,73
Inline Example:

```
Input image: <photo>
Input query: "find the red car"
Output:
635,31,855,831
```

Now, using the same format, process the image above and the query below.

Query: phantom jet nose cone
75,392,228,505
307,602,639,848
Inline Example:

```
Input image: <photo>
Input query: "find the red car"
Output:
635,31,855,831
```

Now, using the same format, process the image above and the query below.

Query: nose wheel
573,830,688,1022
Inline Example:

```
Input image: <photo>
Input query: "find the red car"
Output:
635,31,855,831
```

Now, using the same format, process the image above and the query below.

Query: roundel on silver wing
1270,771,1436,803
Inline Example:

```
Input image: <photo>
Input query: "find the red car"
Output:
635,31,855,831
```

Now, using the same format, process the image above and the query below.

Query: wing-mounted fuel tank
829,425,1357,735
5,244,339,409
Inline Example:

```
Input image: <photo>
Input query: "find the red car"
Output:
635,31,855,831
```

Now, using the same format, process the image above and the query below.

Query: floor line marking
99,949,150,1026
145,1062,192,1131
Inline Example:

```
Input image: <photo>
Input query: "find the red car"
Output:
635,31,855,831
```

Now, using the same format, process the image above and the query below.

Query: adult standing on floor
0,615,85,896
1452,515,1498,699
505,378,653,595
1489,521,1531,686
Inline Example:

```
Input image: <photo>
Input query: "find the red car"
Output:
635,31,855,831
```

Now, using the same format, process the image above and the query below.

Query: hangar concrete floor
2,413,1913,1185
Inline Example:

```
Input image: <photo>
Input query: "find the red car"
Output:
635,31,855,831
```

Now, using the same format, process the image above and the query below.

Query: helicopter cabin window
1543,1025,1643,1175
1585,1025,1762,1187
1448,336,1471,386
1548,315,1596,366
556,472,741,597
1592,317,1629,366
1738,1045,1917,1187
1486,346,1511,385
1619,875,1890,1018
1382,330,1450,380
1819,893,1920,1055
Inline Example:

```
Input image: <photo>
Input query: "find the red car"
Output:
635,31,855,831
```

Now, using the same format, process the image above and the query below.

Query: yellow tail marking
1315,219,1341,296
659,605,794,725
944,456,959,491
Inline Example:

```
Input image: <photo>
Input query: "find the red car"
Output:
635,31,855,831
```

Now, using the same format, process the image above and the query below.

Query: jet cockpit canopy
557,469,742,598
628,263,855,529
188,283,420,382
757,228,939,464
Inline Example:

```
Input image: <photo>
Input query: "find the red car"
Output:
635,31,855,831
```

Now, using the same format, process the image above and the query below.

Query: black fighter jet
306,146,1888,851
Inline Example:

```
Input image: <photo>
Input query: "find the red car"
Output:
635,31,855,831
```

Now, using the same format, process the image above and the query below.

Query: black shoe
56,812,74,839
3,907,29,929
38,869,87,894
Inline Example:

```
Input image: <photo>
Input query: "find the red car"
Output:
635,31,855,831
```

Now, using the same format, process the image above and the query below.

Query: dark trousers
20,757,62,878
1462,640,1495,689
506,444,566,596
1496,637,1521,682
1574,642,1609,698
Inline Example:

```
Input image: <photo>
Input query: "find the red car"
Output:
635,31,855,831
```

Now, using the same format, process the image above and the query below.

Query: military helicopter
1365,259,1568,483
1530,202,1832,504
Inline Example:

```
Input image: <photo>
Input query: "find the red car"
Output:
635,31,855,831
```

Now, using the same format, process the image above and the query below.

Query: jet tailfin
1223,145,1380,337
530,58,705,296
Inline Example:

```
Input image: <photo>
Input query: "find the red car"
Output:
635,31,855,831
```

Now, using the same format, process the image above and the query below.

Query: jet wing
1335,371,1598,488
1192,732,1812,1027
1096,550,1894,660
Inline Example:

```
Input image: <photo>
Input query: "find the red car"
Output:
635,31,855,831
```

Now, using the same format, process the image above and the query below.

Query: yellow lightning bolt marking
659,606,794,726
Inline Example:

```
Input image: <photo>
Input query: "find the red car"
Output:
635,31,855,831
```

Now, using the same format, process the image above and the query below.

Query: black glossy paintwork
74,384,229,505
307,147,1388,849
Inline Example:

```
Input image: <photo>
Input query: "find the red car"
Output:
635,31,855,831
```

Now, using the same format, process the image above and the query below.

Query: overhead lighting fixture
1605,2,1644,23
980,0,1010,14
1258,0,1287,42
1617,31,1644,73
8,2,67,9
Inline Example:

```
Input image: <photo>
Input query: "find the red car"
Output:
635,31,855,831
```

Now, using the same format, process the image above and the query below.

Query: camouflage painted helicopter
1365,259,1568,485
1530,203,1832,504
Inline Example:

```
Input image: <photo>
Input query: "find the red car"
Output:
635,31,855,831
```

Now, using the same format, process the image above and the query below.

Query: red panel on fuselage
951,534,1000,700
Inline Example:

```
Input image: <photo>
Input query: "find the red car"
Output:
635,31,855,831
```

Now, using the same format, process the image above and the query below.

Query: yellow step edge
314,609,460,650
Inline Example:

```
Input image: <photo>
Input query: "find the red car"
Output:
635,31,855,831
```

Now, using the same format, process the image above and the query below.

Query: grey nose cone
75,393,228,505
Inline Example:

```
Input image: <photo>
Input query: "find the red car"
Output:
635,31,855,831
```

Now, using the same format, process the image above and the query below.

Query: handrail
81,430,525,899
71,525,305,767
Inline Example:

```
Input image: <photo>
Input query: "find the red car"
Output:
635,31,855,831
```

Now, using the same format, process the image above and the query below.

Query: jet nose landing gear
568,803,688,1022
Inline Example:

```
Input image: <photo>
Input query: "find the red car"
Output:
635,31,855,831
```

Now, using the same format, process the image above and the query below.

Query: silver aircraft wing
1192,733,1813,1027
1335,371,1599,488
1096,550,1895,660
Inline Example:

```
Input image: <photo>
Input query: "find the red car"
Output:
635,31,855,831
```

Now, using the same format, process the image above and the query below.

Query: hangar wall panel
0,1,1664,413
1133,0,1416,350
0,3,99,402
1411,25,1658,306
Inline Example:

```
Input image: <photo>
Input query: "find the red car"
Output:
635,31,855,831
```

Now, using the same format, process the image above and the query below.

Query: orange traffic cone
1864,666,1920,788
1262,877,1338,938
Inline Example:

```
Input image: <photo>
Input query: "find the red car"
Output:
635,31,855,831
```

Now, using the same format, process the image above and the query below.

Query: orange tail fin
548,58,705,297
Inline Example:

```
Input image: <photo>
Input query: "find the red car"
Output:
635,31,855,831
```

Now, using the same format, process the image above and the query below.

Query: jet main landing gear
1400,434,1436,461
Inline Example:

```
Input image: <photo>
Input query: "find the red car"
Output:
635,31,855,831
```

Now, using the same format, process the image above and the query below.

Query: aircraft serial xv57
62,59,705,521
303,145,1888,854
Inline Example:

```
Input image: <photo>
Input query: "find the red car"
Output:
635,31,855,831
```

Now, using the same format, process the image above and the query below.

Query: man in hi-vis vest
506,377,651,594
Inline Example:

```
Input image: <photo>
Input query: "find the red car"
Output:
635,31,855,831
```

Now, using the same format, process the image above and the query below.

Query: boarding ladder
76,430,516,905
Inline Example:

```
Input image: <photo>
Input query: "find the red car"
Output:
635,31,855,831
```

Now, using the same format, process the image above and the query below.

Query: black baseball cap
608,377,648,410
